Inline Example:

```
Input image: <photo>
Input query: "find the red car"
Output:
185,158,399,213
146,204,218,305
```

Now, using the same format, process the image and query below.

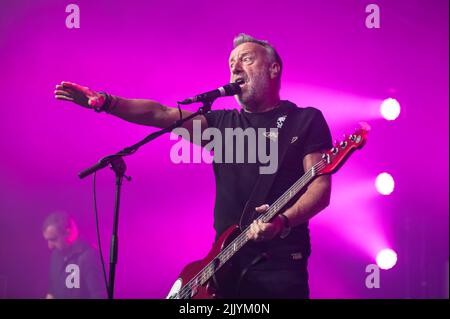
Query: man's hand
53,81,208,141
54,81,105,109
246,204,284,242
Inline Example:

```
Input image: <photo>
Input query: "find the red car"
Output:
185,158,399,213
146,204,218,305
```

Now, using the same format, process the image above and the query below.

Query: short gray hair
233,33,283,75
42,211,76,234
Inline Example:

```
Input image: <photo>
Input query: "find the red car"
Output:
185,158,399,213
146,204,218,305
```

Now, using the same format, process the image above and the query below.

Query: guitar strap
239,101,304,231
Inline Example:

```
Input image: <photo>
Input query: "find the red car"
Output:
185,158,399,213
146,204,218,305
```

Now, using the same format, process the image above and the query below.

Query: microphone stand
78,100,213,299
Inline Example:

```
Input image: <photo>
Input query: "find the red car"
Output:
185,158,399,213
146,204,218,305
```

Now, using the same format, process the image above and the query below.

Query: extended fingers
60,81,92,95
55,95,74,102
54,83,74,101
55,83,77,96
61,81,82,90
54,89,72,97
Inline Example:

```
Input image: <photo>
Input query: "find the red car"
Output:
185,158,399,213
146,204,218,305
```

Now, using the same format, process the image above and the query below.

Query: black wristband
94,92,112,113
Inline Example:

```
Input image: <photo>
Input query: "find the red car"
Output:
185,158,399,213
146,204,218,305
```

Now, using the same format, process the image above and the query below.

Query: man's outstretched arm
54,81,207,136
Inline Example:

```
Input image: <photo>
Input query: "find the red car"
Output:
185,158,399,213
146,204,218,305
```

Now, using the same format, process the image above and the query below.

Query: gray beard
237,84,267,111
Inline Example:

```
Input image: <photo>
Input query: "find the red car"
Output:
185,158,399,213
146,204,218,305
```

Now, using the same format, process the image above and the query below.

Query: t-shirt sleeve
301,108,333,158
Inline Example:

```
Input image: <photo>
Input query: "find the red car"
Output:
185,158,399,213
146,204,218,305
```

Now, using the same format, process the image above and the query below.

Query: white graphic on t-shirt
263,131,279,141
276,115,287,129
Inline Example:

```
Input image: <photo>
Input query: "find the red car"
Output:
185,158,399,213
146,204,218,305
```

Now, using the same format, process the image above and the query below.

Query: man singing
54,34,332,298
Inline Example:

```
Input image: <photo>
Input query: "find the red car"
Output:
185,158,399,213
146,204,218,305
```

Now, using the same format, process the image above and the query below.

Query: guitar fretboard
179,159,326,298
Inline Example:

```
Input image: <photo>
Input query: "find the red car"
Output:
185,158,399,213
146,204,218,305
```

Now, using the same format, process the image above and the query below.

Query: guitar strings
174,159,327,299
174,159,326,299
175,138,364,298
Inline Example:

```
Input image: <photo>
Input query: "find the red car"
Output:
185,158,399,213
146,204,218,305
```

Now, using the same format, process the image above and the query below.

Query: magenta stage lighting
376,249,398,270
380,98,401,121
375,172,395,195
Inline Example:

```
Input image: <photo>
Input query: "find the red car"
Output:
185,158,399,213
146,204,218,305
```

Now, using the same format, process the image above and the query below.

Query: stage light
380,98,401,120
375,172,395,195
376,248,397,270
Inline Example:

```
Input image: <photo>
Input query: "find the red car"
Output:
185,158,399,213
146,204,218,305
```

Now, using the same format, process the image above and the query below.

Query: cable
177,102,183,121
93,171,109,297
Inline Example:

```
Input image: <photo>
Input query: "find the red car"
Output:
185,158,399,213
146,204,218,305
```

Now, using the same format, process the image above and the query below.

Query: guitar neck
195,159,326,286
177,124,369,298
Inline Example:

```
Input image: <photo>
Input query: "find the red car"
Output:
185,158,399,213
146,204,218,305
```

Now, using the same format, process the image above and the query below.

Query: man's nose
231,62,243,74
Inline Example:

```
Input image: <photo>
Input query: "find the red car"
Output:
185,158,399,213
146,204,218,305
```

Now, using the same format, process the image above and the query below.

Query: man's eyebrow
229,51,253,64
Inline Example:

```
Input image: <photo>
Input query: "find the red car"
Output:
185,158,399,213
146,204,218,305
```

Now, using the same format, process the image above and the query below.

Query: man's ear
269,62,281,79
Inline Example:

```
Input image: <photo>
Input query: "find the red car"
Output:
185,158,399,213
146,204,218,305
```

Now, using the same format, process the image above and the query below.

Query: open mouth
234,78,247,85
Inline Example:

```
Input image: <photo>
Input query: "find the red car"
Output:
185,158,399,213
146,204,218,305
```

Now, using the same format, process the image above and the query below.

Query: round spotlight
380,98,401,120
375,172,395,195
376,249,397,270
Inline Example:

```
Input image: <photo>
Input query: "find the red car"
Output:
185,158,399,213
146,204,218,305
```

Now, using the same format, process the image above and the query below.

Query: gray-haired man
54,34,332,298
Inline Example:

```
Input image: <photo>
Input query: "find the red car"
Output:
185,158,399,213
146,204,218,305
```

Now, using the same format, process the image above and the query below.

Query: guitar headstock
317,122,370,175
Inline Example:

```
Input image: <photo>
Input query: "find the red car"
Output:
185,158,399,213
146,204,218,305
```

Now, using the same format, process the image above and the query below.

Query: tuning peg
322,153,331,164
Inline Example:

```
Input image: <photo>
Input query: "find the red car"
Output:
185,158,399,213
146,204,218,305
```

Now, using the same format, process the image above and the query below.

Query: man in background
42,212,106,299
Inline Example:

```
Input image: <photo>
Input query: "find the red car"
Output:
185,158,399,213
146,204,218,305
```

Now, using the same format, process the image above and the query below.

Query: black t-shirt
204,100,332,270
48,240,106,298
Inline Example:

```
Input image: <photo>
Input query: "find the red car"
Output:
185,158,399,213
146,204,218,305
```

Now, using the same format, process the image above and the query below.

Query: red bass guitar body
166,123,370,299
166,225,241,299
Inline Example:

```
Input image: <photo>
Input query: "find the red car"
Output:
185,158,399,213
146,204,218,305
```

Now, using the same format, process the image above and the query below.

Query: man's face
43,225,70,251
229,42,277,107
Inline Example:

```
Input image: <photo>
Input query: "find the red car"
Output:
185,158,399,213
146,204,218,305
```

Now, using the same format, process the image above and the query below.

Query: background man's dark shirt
48,239,106,298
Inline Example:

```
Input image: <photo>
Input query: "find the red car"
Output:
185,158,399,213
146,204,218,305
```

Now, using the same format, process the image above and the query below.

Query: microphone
178,80,244,105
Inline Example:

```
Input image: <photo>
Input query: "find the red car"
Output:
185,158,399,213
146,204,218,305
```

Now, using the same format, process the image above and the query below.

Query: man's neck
243,96,281,113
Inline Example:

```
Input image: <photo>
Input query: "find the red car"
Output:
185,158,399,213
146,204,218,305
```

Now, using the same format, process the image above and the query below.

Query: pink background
0,0,448,298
